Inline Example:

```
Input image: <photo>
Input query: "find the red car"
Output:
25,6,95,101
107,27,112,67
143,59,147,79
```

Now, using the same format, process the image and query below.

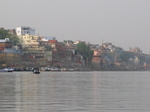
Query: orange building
92,50,102,64
0,42,12,50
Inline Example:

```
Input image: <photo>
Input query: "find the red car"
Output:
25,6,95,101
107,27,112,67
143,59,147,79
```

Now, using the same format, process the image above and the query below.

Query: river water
0,71,150,112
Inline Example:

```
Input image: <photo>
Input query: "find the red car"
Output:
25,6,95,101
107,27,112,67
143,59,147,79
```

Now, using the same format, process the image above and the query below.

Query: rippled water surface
0,71,150,112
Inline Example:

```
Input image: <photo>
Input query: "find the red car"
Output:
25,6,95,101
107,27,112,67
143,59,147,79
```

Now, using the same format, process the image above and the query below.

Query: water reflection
0,71,150,112
15,72,39,112
0,73,16,112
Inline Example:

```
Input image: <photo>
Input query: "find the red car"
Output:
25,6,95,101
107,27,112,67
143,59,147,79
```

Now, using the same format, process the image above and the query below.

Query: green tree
119,51,134,62
0,28,20,45
76,42,93,66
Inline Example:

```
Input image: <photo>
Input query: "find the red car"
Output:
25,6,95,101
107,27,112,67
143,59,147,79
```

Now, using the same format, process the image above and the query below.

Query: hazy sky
0,0,150,53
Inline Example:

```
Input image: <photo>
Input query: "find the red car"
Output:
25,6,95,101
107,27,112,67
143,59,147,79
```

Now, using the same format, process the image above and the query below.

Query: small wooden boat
0,68,13,72
33,67,40,74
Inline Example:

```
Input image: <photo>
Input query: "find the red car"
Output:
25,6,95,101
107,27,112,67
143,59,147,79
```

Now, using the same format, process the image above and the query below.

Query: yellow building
17,35,39,49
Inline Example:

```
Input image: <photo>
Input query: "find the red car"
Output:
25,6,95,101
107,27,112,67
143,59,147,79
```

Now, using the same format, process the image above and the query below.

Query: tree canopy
0,28,20,45
76,42,93,65
119,51,134,62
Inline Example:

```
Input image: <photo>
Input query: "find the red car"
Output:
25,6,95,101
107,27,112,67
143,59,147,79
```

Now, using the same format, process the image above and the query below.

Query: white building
41,37,56,41
0,38,10,42
16,26,35,36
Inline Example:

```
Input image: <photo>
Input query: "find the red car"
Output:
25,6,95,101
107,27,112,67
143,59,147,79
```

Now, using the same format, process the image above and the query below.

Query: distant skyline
1,0,150,53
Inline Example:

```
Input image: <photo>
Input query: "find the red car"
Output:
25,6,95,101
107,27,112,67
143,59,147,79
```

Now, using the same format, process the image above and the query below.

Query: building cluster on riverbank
0,26,150,71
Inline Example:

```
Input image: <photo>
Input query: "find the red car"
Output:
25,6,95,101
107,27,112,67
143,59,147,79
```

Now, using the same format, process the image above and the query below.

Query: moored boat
0,68,13,72
33,67,40,74
7,68,13,72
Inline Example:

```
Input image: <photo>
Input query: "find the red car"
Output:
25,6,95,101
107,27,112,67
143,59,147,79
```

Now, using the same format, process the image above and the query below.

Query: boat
7,68,13,72
33,67,40,74
0,68,13,72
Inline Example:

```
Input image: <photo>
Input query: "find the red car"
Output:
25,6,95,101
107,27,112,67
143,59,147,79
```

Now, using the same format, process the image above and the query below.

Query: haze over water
0,71,150,112
1,0,150,53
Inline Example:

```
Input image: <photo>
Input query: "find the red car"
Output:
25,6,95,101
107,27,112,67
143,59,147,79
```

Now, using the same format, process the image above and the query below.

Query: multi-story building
0,38,12,50
92,50,102,64
17,35,39,49
41,37,56,41
39,37,57,50
16,26,35,36
129,47,142,53
22,50,52,67
0,38,21,67
15,26,40,49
